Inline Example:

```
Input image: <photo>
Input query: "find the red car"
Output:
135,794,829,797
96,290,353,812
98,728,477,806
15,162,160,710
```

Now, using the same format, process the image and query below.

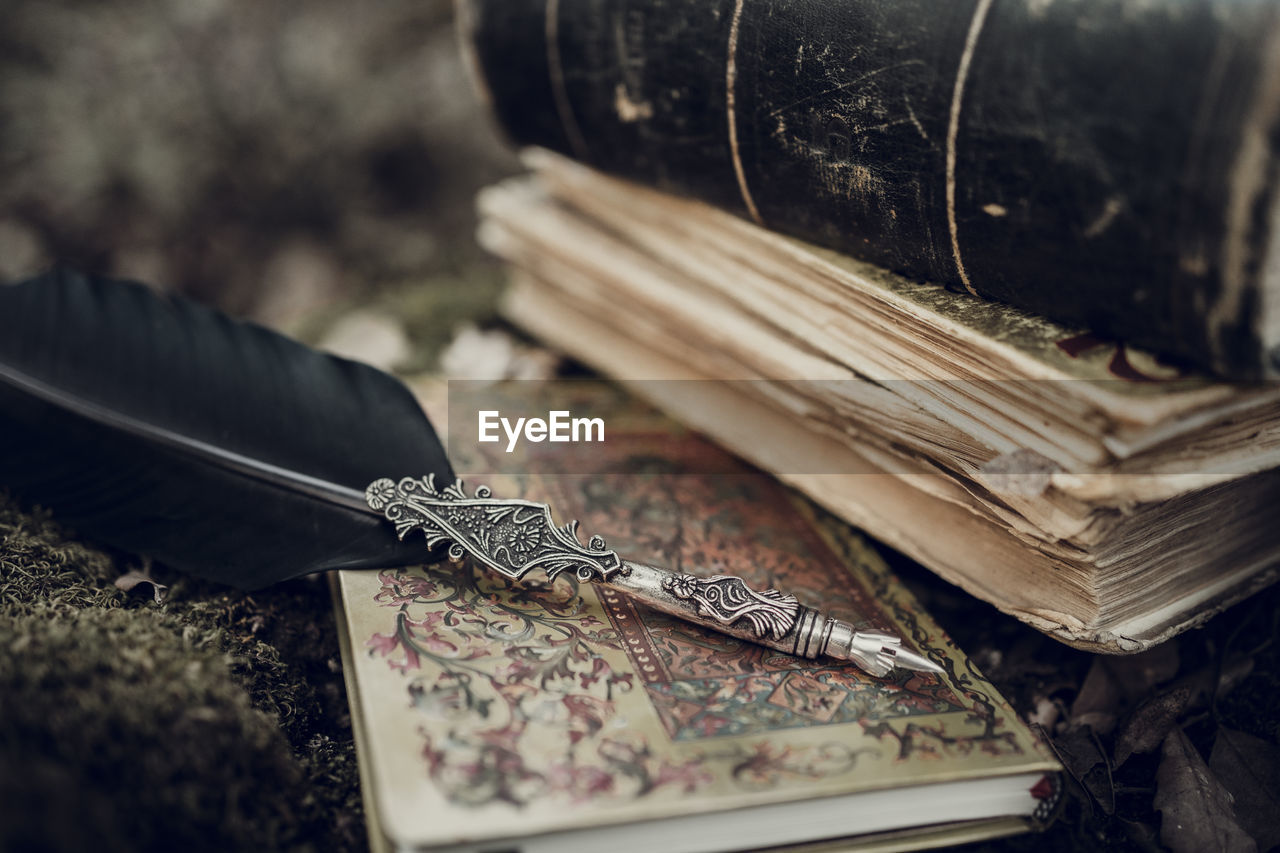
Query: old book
475,153,1280,652
457,0,1280,378
332,381,1059,853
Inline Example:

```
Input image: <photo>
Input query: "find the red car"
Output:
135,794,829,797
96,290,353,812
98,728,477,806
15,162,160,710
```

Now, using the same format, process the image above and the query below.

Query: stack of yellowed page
475,150,1280,653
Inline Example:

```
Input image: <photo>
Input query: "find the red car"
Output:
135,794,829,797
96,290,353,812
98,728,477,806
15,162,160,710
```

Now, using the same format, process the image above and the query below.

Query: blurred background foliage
0,0,517,332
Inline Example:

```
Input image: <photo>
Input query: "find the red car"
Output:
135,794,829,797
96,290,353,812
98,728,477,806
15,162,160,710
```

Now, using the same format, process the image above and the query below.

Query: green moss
0,501,124,610
0,496,365,852
0,607,299,851
383,264,507,373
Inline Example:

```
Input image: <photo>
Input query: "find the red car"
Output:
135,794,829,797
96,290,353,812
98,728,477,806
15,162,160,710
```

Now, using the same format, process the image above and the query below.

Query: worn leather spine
462,0,1280,378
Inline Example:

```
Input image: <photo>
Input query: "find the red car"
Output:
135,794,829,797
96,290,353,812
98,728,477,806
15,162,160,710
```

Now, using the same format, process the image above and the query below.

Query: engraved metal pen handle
365,475,942,677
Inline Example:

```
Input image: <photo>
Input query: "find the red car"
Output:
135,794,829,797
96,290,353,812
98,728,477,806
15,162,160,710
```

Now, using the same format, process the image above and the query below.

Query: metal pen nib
882,644,948,675
366,475,946,680
611,561,945,677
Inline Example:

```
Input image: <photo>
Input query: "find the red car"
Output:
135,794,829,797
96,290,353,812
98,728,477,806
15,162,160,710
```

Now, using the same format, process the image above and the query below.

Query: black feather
0,268,452,588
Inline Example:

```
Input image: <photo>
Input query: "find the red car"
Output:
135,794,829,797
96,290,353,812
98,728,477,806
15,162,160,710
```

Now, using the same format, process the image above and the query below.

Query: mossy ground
0,498,366,852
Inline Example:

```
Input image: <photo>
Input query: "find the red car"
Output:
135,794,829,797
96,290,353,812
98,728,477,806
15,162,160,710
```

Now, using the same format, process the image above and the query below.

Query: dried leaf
1053,724,1115,814
1166,655,1255,711
113,570,168,604
1215,657,1255,700
1105,641,1180,701
1209,727,1280,851
1115,686,1191,766
1071,659,1122,734
1154,728,1256,853
1120,817,1163,853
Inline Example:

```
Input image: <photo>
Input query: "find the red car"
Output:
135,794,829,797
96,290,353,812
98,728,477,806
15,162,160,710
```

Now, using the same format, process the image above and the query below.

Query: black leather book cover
463,0,1280,378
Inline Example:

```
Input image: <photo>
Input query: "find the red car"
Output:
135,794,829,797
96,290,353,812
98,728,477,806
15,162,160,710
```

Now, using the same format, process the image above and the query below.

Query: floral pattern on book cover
365,430,1018,808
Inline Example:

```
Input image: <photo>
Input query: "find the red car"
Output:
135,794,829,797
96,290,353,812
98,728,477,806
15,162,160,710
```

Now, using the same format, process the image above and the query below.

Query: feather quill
0,268,452,588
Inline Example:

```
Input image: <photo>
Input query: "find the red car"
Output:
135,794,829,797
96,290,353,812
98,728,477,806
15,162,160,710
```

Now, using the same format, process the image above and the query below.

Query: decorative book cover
332,383,1058,852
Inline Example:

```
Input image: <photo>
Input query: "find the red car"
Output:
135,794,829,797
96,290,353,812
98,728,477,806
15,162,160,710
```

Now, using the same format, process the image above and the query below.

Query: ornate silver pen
365,475,944,678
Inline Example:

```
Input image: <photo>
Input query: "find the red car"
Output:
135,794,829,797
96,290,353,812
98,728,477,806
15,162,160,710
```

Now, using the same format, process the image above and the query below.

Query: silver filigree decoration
660,574,799,640
365,475,626,583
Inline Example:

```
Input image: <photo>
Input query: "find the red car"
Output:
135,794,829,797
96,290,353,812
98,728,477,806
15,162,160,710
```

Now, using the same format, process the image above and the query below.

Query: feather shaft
0,360,370,512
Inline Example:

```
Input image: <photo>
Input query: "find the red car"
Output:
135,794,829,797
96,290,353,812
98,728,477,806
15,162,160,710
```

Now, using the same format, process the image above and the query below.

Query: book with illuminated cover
331,383,1059,853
